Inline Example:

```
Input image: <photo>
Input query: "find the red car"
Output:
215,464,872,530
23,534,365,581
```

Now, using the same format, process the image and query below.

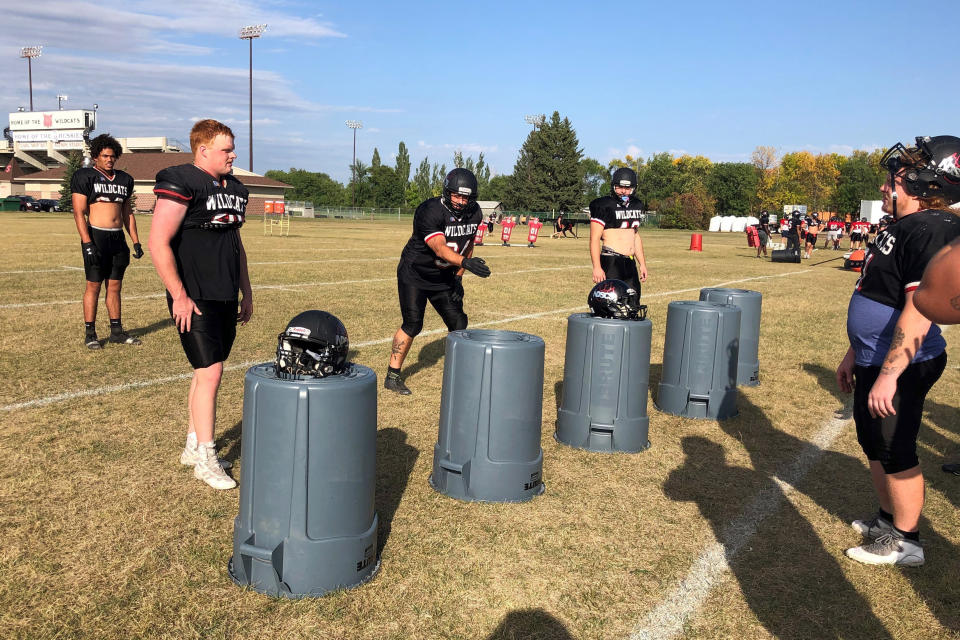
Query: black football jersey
70,167,134,204
589,195,644,230
855,209,960,310
153,164,249,301
398,197,481,290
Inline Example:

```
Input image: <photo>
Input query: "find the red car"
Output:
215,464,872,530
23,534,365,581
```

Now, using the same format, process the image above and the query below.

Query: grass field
1,212,958,640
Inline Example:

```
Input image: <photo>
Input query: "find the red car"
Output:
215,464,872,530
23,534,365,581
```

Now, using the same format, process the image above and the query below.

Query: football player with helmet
71,133,142,349
149,119,253,490
589,167,648,293
837,135,960,566
385,168,491,395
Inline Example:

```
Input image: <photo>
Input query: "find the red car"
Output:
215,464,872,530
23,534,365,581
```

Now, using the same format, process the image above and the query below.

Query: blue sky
4,1,960,183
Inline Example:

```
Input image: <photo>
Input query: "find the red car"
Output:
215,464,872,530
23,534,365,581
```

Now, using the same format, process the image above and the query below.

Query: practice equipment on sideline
656,301,740,420
845,249,866,271
500,218,516,245
275,311,349,379
588,279,645,320
430,330,545,502
229,362,379,597
689,233,703,252
555,313,652,453
698,288,762,387
527,218,543,247
771,248,801,263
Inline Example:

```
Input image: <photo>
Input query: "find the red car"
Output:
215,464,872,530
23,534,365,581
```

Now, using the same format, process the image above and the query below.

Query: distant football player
71,133,142,349
589,167,648,293
385,168,490,395
149,119,253,490
850,217,871,251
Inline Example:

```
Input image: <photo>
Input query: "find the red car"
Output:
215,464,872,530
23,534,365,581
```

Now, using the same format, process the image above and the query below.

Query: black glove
132,243,144,259
450,276,465,303
81,242,100,267
461,256,490,278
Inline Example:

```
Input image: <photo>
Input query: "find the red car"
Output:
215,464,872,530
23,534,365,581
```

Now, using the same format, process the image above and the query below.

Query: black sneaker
384,373,412,395
85,334,102,350
108,331,142,345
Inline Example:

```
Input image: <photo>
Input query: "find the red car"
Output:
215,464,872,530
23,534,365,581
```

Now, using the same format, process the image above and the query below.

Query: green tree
638,152,680,206
430,162,447,197
371,148,381,169
347,161,371,206
580,157,609,206
509,110,583,212
486,174,513,206
59,151,83,211
412,157,432,203
395,141,411,186
458,152,491,197
264,168,346,207
834,151,884,215
706,162,759,216
368,164,404,207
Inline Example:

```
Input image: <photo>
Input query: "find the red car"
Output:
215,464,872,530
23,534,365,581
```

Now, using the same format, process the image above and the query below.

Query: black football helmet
879,135,960,205
442,168,479,216
610,167,637,196
588,279,646,320
275,310,349,378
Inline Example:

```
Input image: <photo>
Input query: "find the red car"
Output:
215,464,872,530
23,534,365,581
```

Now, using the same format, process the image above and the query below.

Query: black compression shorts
397,276,466,337
850,232,863,242
600,248,641,294
167,296,238,369
84,226,130,283
853,352,946,474
805,233,818,245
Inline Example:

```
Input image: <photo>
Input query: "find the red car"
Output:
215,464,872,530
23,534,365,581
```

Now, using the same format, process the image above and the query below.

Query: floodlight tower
239,24,267,172
20,46,43,111
346,120,363,206
524,114,545,131
57,94,68,110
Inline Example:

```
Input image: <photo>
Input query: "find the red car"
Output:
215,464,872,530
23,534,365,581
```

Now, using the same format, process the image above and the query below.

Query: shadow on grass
665,399,895,639
375,427,419,558
486,608,573,640
218,420,243,469
131,316,174,339
402,337,446,380
553,380,563,415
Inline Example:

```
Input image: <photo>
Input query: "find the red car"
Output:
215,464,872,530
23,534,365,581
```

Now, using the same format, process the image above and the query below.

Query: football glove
461,256,490,278
81,242,100,267
132,243,144,259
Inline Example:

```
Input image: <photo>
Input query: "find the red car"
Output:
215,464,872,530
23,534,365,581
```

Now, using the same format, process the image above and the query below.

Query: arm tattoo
880,364,904,376
391,337,407,355
951,294,960,312
888,326,905,353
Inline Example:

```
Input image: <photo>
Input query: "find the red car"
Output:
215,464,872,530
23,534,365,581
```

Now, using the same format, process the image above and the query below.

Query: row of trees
266,111,888,229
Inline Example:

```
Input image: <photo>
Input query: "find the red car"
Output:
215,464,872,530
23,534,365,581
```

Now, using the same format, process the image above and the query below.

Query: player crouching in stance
149,119,253,490
589,168,648,293
836,135,960,566
385,168,491,395
71,133,143,349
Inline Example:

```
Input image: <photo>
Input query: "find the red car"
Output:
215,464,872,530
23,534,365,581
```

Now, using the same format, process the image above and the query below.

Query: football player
850,217,871,251
71,133,142,349
385,168,490,395
148,119,253,490
803,212,821,259
589,167,648,292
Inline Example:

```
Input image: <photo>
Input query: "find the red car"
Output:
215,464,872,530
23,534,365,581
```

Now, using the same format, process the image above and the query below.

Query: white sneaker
180,441,232,469
851,512,893,539
193,444,237,490
845,531,924,566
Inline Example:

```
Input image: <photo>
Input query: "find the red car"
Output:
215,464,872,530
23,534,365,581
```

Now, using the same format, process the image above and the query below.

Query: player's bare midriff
88,201,124,229
601,227,638,256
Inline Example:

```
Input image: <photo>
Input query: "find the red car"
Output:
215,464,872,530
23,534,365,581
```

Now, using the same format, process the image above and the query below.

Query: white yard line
628,406,852,640
1,269,810,412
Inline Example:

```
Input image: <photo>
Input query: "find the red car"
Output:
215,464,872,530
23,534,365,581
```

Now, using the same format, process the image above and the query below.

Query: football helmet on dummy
276,310,349,378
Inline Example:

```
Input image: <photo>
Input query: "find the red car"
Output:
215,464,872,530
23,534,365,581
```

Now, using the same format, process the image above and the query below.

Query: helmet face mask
275,310,349,379
610,167,637,201
588,279,646,320
442,168,479,216
879,136,960,205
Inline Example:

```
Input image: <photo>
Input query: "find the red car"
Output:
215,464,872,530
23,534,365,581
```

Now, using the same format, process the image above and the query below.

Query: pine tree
395,142,411,186
59,151,83,212
371,148,381,169
509,111,583,212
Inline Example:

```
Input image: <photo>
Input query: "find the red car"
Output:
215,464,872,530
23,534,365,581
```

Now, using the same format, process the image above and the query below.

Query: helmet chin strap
890,169,898,219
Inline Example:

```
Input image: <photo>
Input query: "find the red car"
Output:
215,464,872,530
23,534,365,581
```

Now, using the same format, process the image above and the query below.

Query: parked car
16,196,39,211
37,199,61,212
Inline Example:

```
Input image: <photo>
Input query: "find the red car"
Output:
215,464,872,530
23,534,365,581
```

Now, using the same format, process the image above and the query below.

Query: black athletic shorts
84,226,130,283
397,276,466,337
600,247,641,294
805,233,818,245
853,352,946,474
850,232,863,242
166,296,238,369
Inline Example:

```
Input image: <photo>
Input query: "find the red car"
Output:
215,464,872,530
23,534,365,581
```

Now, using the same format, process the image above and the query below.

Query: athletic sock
879,508,894,523
85,321,97,337
387,366,402,378
110,318,123,334
186,432,198,449
894,526,920,542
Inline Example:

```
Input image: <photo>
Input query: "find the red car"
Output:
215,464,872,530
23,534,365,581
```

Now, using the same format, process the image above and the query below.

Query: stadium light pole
524,114,545,131
57,94,68,110
239,24,267,173
20,46,43,112
346,120,363,207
